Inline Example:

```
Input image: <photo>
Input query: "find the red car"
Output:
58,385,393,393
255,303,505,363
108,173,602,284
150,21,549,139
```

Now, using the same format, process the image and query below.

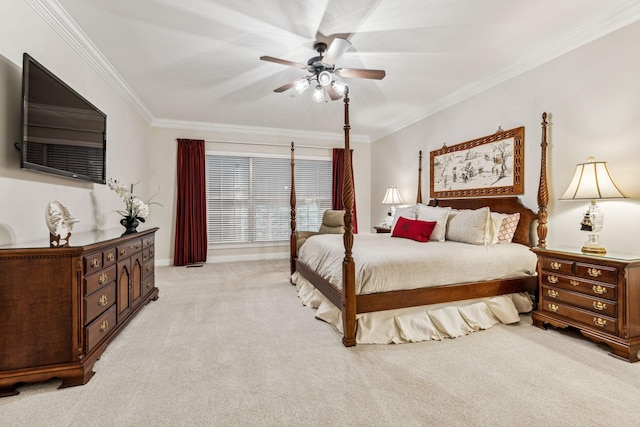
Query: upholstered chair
297,209,345,250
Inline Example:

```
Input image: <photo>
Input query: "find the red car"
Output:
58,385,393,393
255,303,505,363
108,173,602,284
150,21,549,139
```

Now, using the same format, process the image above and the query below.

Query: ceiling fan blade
274,81,295,93
322,38,352,65
260,56,307,69
326,85,342,101
338,68,386,80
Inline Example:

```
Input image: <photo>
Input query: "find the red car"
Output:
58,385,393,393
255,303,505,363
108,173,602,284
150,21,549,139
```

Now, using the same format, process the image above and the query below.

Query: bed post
417,150,423,204
537,113,549,248
290,142,298,275
341,88,357,347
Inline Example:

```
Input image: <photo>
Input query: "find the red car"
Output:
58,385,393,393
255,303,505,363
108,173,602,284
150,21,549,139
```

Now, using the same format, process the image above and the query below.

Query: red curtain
332,148,358,233
173,139,207,266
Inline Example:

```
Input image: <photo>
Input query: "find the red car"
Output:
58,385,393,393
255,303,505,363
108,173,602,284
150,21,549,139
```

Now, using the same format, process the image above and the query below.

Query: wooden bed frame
289,97,549,347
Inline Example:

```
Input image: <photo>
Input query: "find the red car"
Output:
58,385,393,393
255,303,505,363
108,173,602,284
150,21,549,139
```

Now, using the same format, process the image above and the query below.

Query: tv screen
21,53,106,184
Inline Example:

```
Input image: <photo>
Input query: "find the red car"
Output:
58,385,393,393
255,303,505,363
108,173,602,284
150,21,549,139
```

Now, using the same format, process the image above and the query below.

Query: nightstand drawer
541,299,617,334
540,272,617,300
575,262,617,284
539,257,574,275
117,239,143,259
542,285,616,317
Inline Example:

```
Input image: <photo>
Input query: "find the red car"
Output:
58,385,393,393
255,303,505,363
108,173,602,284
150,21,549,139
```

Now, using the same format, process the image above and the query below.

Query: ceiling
46,0,640,142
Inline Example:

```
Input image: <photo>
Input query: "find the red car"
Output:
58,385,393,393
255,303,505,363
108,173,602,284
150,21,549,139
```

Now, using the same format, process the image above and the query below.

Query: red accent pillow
391,217,437,242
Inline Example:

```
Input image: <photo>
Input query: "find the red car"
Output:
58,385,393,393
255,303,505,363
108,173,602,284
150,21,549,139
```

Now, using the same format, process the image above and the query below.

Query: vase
120,217,140,235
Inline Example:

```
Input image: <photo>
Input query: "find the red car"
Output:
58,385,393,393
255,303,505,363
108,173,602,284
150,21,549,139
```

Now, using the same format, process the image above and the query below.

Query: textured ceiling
48,0,640,141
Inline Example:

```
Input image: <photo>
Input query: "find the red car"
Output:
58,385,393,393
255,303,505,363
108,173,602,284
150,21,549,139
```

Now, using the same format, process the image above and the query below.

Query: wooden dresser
0,228,158,397
531,247,640,362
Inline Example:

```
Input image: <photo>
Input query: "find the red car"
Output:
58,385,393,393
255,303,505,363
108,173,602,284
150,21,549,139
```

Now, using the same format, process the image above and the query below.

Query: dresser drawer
142,275,155,297
539,257,574,275
143,235,155,249
85,305,117,353
85,265,116,296
117,239,143,259
542,285,616,317
84,282,116,325
83,252,103,272
540,272,617,300
103,247,117,268
142,258,154,280
575,262,617,284
541,298,617,334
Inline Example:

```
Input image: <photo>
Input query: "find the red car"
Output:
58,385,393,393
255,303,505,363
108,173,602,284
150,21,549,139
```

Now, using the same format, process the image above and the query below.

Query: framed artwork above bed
430,126,524,199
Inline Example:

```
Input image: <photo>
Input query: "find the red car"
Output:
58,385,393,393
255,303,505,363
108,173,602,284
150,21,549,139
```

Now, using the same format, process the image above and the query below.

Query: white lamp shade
381,186,403,205
332,80,348,96
294,78,310,94
312,85,325,102
560,160,627,200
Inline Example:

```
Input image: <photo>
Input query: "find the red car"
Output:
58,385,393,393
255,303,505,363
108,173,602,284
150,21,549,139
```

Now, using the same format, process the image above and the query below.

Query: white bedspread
298,234,537,294
293,234,537,344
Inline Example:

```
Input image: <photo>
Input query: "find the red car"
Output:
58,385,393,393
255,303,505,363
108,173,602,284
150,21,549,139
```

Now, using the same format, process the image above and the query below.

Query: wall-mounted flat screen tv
20,53,106,184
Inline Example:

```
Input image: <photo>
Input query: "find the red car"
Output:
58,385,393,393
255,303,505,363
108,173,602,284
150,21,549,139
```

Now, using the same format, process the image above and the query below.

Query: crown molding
26,0,155,124
152,118,371,144
375,1,640,142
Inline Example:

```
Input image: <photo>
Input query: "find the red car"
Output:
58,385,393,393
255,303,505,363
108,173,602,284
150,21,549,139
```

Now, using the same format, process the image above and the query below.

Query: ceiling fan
260,38,386,102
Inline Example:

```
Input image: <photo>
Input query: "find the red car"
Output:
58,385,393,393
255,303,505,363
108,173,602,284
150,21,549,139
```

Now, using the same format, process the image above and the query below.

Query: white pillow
416,205,451,242
391,205,418,232
489,212,507,244
446,207,490,245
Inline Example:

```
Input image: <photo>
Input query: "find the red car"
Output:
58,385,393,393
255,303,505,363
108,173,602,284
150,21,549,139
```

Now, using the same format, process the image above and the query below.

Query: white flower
108,178,159,222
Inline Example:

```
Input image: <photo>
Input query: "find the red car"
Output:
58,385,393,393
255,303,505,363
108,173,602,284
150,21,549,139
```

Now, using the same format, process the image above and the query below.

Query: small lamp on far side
559,157,627,255
381,186,403,228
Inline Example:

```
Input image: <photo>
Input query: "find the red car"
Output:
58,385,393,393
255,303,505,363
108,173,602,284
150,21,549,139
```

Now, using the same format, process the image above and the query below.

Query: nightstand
374,226,391,234
531,247,640,362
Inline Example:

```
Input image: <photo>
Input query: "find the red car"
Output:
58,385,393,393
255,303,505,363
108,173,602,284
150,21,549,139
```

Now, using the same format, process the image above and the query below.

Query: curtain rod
204,140,332,150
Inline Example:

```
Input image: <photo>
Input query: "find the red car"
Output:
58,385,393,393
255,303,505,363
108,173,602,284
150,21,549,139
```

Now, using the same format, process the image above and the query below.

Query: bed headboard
428,197,537,247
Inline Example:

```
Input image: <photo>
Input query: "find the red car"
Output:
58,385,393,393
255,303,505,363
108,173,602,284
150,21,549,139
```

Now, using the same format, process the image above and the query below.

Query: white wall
372,21,640,255
149,125,371,264
0,1,152,247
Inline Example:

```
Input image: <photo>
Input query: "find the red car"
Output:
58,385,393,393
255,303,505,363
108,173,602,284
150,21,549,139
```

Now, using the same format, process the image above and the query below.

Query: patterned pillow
391,217,437,242
497,213,520,244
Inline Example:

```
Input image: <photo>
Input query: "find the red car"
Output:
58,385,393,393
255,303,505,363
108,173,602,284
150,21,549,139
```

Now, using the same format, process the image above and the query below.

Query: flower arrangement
108,178,160,223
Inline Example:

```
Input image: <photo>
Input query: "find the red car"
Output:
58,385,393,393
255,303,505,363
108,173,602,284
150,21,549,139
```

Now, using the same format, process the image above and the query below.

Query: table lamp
559,157,627,255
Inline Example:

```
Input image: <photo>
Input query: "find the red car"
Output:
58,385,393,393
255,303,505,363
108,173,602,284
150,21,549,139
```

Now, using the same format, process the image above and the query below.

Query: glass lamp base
582,233,606,255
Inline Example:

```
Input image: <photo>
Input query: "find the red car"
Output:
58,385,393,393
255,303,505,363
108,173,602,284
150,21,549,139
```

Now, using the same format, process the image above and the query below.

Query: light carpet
1,259,640,426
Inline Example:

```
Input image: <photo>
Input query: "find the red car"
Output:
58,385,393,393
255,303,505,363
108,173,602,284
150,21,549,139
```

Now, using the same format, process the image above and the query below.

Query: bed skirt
292,272,533,344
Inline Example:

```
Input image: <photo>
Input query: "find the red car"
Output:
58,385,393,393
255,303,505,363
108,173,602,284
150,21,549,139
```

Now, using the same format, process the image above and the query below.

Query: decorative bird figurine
45,200,79,247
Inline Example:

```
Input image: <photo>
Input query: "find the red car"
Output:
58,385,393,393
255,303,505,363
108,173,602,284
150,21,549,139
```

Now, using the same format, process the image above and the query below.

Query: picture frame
430,126,524,199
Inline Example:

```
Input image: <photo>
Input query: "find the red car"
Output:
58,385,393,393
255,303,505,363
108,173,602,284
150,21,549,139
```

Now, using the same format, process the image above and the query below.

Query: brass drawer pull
550,261,562,270
547,275,559,284
136,243,142,249
593,301,607,311
570,279,580,286
119,249,126,256
587,268,602,277
98,273,109,285
107,253,115,262
593,317,607,328
90,258,100,268
592,285,607,295
548,303,559,312
100,320,109,332
547,289,559,298
98,294,108,306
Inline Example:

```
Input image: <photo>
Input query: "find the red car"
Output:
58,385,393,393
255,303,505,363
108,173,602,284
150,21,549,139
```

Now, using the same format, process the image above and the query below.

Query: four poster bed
289,100,549,346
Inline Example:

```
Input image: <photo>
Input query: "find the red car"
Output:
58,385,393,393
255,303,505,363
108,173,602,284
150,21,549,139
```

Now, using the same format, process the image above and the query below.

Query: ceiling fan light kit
261,38,386,102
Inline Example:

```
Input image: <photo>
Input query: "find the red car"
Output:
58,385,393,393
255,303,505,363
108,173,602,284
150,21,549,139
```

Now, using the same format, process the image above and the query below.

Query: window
205,153,331,245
